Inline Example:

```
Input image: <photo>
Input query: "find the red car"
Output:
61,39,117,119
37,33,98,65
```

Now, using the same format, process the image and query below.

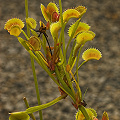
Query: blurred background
0,0,120,120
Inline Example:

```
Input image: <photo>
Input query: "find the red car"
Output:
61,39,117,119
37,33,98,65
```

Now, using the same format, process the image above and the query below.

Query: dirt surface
0,0,120,120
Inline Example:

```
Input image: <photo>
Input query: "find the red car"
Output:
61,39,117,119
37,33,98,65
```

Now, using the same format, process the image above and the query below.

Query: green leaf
9,112,30,120
26,94,67,114
68,22,90,38
18,37,30,51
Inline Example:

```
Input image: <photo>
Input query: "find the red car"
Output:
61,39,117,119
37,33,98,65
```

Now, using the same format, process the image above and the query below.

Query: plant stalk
25,0,43,120
23,97,36,120
26,94,67,114
78,105,91,120
30,56,43,120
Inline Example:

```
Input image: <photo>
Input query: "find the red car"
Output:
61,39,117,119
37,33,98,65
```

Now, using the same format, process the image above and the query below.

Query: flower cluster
4,1,109,120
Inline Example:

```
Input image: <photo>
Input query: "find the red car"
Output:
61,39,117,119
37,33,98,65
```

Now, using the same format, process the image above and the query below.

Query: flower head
75,6,87,16
4,18,24,36
28,36,41,51
26,17,37,29
50,22,61,40
76,31,95,45
82,48,102,61
62,9,80,23
73,31,95,57
41,2,59,22
68,22,90,38
60,6,87,23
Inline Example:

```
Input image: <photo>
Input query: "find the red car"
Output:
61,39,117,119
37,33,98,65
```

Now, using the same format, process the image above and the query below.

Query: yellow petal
47,2,59,15
73,31,95,57
41,4,49,22
76,31,95,45
50,22,61,40
28,36,41,51
4,18,24,30
9,25,21,36
68,22,90,38
62,9,80,23
26,18,37,29
75,6,87,16
82,48,102,61
41,2,59,22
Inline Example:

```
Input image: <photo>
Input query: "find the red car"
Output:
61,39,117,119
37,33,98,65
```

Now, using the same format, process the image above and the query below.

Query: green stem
25,0,43,120
76,45,84,84
59,0,63,26
68,40,76,66
71,61,87,82
66,19,80,53
21,30,29,40
59,0,66,65
23,97,36,120
55,66,75,102
25,0,30,37
34,52,68,97
30,56,43,120
26,94,67,114
78,106,91,120
74,61,87,77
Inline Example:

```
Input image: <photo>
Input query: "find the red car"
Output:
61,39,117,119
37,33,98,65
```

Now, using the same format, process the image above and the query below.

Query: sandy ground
0,0,120,120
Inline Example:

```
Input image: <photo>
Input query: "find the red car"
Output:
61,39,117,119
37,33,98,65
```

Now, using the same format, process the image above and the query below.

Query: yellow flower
82,48,102,61
41,2,59,22
28,36,41,51
76,31,95,45
26,17,36,29
4,18,24,36
75,6,87,16
50,22,61,40
60,6,87,23
73,31,95,57
68,22,90,38
62,9,80,23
